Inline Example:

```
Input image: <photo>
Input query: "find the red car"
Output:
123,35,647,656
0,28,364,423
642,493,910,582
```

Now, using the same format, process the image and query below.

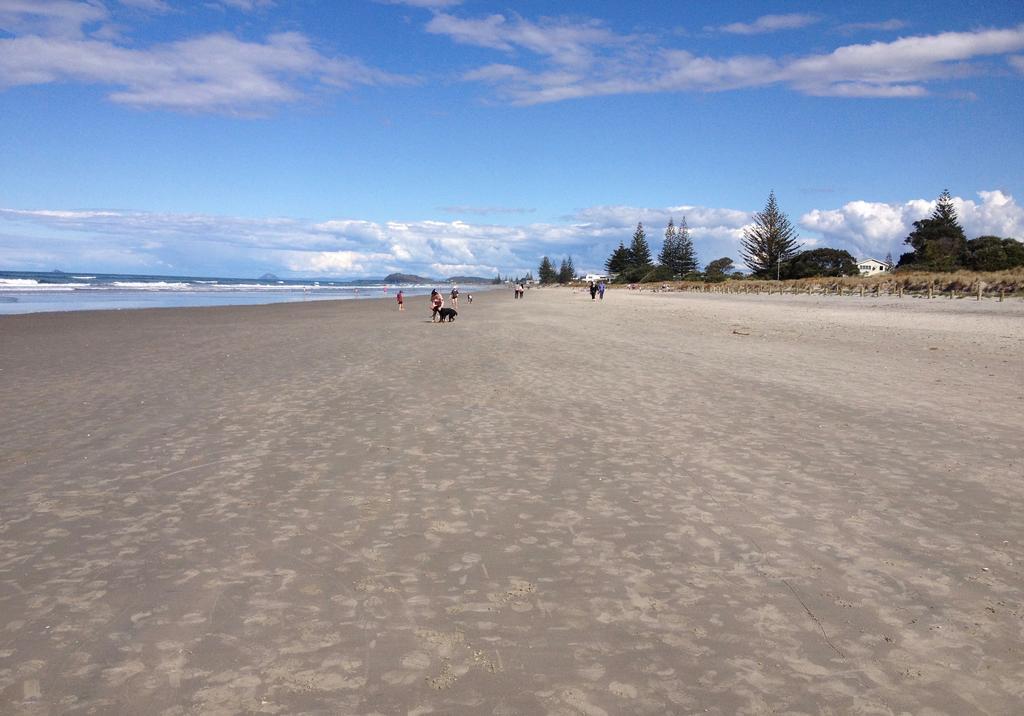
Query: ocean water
0,271,485,315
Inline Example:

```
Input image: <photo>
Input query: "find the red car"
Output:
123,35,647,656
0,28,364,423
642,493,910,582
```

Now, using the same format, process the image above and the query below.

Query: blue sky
1,0,1023,278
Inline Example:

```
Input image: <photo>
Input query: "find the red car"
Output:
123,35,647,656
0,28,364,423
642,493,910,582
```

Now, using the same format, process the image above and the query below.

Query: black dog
437,307,458,322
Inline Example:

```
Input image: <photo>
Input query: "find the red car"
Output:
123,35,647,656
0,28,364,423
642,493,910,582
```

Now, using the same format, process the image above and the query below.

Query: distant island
258,273,280,281
383,273,435,284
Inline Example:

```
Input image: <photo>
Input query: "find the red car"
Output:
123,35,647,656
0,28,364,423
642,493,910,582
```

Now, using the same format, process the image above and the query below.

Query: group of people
588,280,606,300
393,286,469,320
428,286,470,321
513,283,527,299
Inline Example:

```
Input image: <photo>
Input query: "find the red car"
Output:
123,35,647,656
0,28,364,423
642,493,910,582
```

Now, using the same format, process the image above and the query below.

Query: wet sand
1,288,1022,714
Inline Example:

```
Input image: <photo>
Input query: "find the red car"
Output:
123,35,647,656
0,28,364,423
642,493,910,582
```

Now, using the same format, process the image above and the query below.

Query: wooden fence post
977,282,984,301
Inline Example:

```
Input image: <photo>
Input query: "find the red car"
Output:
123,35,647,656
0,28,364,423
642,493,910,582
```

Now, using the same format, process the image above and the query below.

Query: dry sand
0,288,1022,714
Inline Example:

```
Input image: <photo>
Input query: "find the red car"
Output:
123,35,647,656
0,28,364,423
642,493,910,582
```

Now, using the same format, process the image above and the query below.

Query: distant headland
383,272,495,285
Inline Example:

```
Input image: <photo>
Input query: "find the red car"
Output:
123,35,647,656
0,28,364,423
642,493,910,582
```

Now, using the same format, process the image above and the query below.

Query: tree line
548,189,1024,284
897,190,1024,272
594,191,811,283
537,255,576,284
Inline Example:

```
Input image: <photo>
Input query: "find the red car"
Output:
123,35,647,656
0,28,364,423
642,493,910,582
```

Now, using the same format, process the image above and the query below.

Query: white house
857,258,890,276
583,273,608,282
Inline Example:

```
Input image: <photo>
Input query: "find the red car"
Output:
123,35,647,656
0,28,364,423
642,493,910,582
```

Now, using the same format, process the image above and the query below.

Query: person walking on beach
430,289,444,321
396,289,404,311
467,293,473,304
450,286,459,309
589,281,598,300
598,281,605,300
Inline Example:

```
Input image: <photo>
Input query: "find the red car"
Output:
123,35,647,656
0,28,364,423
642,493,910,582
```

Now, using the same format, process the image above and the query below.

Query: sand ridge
0,288,1022,714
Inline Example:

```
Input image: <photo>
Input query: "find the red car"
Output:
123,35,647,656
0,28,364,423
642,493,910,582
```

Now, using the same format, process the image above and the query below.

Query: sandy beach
1,288,1022,714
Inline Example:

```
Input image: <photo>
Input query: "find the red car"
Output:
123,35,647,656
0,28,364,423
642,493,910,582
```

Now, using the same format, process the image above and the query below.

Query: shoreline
0,283,500,317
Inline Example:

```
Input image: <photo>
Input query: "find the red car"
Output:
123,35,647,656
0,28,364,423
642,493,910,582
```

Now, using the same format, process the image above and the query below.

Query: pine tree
538,257,557,284
740,191,801,278
659,218,677,269
558,256,575,284
605,241,631,275
659,216,697,276
884,252,894,269
628,222,653,269
678,217,698,274
899,189,967,271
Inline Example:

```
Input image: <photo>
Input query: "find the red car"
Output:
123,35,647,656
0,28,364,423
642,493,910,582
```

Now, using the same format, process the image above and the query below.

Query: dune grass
645,268,1024,296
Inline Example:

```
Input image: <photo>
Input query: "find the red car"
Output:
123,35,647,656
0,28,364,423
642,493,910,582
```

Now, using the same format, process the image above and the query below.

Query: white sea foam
111,281,192,289
227,283,345,290
0,276,447,299
0,279,76,291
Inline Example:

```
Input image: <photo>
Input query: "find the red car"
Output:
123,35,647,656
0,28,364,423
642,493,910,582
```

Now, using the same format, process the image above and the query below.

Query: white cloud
959,190,1024,238
2,208,123,220
800,190,1024,259
0,207,356,250
836,19,908,34
118,0,172,12
216,0,275,11
377,0,462,8
0,2,410,113
439,11,1024,104
0,0,106,37
3,192,1020,276
430,262,498,275
285,250,390,274
781,26,1024,96
427,12,627,70
716,14,820,36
